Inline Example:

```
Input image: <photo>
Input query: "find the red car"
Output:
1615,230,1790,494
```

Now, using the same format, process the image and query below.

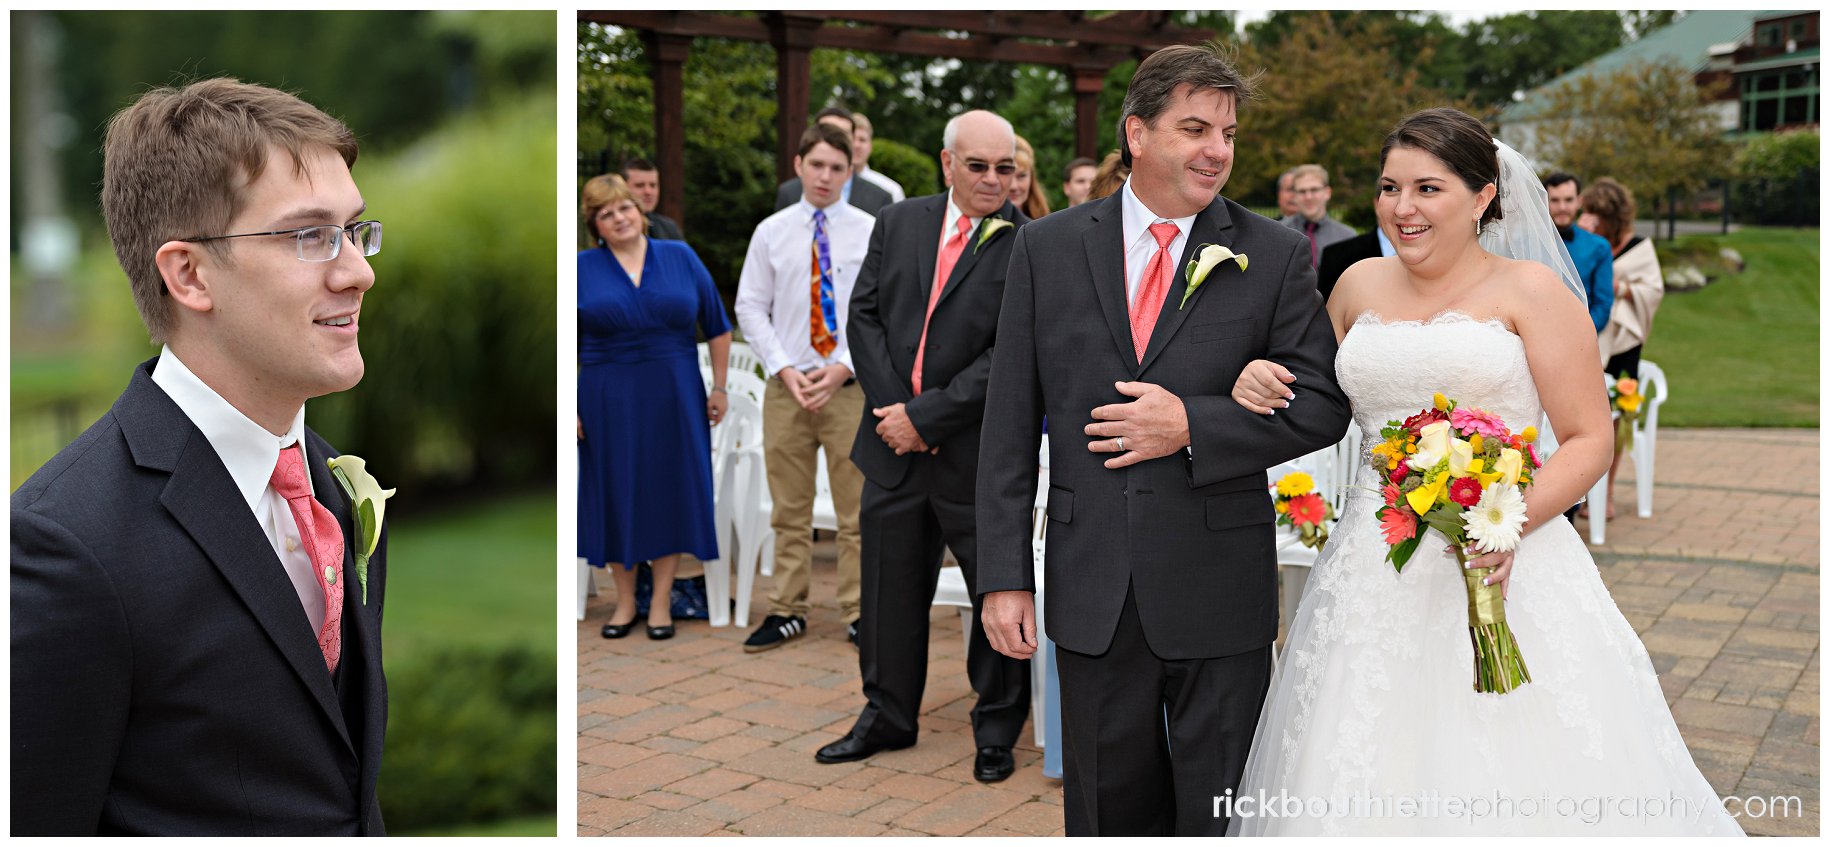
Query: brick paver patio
579,428,1818,836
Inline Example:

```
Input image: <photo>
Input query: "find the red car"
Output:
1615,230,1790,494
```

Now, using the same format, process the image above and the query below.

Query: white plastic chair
577,559,596,621
1630,361,1668,518
703,391,765,626
813,447,839,534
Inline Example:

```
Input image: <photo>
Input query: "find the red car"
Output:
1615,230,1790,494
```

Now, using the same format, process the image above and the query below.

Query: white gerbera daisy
1464,483,1528,553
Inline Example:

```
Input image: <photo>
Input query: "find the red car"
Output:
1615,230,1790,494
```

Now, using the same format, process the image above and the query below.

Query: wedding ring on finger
1116,437,1124,452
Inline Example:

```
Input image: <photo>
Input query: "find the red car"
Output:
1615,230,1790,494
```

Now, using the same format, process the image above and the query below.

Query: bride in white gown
1225,109,1741,835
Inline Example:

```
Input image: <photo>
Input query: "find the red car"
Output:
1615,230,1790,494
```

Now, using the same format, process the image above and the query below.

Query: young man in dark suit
976,45,1351,834
12,78,391,835
814,110,1032,784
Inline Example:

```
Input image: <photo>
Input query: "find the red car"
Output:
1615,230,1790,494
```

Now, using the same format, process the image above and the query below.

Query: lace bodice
1338,310,1542,442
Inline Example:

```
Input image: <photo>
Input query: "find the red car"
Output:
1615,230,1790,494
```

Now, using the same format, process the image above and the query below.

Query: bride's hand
1464,548,1515,600
1232,359,1296,415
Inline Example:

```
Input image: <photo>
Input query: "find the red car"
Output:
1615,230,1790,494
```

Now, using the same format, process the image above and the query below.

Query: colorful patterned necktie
809,209,838,358
1129,221,1180,363
912,214,974,394
270,445,344,674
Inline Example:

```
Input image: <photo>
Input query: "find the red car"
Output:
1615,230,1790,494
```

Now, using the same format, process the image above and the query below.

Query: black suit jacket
1316,230,1381,301
777,176,893,217
976,192,1351,659
11,359,388,835
647,212,685,241
848,194,1028,497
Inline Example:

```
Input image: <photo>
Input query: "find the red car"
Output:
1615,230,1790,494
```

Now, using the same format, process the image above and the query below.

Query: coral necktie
271,445,344,674
1130,221,1180,363
809,209,838,357
913,215,973,394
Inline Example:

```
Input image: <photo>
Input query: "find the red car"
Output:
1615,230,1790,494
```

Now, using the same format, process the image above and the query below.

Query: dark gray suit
844,193,1031,752
11,359,388,835
976,191,1350,834
777,176,893,217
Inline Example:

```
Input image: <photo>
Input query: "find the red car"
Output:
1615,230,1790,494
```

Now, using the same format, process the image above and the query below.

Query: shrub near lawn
380,645,557,833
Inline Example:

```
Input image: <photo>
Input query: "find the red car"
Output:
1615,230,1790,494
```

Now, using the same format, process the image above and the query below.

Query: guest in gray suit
1283,163,1356,268
977,44,1351,835
13,78,390,835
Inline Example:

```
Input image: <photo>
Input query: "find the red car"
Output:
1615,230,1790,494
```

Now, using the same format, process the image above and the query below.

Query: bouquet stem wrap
1457,548,1532,693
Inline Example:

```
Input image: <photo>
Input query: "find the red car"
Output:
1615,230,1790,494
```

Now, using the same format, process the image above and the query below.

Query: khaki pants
762,378,864,622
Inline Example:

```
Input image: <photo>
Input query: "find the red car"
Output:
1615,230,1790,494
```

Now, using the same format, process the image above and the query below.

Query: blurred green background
10,10,558,835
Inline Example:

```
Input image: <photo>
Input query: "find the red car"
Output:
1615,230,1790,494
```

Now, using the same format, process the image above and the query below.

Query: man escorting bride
979,38,1739,835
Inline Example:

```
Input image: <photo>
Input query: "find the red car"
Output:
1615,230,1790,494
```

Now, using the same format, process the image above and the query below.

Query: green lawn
381,489,557,657
1640,226,1819,427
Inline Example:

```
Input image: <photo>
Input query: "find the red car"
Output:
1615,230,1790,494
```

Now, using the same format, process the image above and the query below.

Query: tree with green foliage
1734,128,1820,226
1457,11,1634,108
1531,59,1732,227
1233,14,1460,228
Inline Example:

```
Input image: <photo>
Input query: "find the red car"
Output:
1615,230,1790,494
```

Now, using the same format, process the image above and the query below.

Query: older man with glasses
817,109,1033,785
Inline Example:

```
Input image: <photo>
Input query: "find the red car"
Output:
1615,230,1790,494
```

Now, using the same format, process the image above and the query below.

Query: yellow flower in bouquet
1275,471,1314,497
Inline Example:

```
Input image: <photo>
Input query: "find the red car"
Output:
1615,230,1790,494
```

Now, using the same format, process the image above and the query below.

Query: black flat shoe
973,746,1015,783
814,733,915,764
601,619,636,639
646,623,675,640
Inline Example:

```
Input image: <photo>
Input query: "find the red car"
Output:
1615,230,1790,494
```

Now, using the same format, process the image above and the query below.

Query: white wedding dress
1231,312,1742,835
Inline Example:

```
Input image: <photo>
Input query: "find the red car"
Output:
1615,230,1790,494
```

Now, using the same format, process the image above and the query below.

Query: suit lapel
120,364,356,758
1082,194,1139,376
1139,198,1236,374
908,195,945,323
934,202,1015,312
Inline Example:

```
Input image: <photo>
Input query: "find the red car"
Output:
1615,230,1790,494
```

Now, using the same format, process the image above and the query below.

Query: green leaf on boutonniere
1179,242,1249,310
327,455,396,605
974,217,1013,253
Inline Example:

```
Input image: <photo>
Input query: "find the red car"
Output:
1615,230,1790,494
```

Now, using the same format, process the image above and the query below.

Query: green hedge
379,644,557,833
868,137,939,200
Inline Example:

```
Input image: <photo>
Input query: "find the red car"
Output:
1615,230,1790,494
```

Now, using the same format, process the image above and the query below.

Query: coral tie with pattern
809,209,838,357
271,445,344,674
1130,221,1180,363
913,214,973,394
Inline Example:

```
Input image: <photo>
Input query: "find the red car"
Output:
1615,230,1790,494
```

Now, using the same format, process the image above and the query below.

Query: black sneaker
743,614,806,653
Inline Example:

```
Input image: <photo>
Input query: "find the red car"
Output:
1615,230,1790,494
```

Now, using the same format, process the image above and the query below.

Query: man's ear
154,240,215,316
1124,115,1146,163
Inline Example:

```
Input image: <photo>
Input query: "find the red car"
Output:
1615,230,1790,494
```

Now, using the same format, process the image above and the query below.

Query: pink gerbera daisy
1450,406,1509,439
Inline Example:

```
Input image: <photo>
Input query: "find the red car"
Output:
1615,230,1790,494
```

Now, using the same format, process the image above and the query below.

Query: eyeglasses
962,160,1017,176
182,220,383,263
1294,188,1328,196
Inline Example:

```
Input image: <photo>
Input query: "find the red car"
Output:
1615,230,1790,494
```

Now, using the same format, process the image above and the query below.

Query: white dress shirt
858,165,906,203
1119,177,1199,306
152,346,326,633
734,199,874,376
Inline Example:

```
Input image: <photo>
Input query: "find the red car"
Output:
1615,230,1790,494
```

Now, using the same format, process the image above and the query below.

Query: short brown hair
102,77,358,344
1582,178,1636,246
797,123,853,166
1380,107,1504,226
1088,150,1130,202
1118,41,1262,167
580,174,641,246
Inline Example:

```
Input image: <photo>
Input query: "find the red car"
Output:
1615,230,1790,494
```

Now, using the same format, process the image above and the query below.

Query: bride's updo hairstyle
1380,108,1504,227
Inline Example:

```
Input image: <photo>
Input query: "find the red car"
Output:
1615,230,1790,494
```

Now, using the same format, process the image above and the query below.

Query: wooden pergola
579,11,1216,226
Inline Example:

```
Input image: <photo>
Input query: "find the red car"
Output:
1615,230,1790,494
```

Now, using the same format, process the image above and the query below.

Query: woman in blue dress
579,175,731,640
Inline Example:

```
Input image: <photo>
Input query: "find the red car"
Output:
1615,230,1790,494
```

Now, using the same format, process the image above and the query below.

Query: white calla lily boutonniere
327,455,395,604
974,217,1013,254
1179,242,1249,310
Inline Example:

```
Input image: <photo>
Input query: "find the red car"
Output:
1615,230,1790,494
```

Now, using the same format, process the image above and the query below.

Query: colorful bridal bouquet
1608,373,1651,458
1271,471,1333,549
1371,392,1541,693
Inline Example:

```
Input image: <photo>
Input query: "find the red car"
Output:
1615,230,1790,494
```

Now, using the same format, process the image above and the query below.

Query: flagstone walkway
578,428,1818,836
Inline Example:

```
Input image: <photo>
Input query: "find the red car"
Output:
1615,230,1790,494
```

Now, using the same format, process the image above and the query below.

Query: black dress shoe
973,746,1015,782
814,733,914,764
601,620,635,639
646,623,675,640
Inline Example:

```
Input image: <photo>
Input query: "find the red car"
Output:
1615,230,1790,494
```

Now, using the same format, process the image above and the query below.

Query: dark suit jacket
777,176,893,217
11,359,388,835
647,212,684,241
976,192,1351,659
848,194,1028,497
1316,230,1381,301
